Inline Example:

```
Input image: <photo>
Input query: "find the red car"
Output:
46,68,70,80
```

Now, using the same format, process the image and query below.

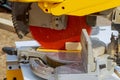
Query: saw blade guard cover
9,0,120,16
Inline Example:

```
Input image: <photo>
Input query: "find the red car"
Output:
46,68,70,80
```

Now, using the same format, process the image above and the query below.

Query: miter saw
4,0,120,80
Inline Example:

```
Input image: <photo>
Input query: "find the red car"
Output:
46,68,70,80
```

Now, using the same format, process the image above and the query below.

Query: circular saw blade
30,16,91,49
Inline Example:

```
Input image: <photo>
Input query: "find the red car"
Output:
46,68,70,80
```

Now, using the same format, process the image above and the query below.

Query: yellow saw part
9,0,120,16
38,0,120,16
6,69,24,80
9,0,63,3
37,48,81,53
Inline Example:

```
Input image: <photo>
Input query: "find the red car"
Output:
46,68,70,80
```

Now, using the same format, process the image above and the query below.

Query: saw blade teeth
11,2,31,38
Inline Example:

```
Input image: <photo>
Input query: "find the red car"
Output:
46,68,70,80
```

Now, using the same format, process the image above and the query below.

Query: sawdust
0,13,11,21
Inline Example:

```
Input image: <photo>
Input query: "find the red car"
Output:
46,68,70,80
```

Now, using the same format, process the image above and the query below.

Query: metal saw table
7,27,120,80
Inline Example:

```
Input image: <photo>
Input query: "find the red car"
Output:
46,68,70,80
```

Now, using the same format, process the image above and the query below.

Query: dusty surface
0,13,11,20
0,12,32,79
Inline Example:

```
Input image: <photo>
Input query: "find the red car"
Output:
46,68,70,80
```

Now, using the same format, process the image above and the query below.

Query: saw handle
2,47,17,55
